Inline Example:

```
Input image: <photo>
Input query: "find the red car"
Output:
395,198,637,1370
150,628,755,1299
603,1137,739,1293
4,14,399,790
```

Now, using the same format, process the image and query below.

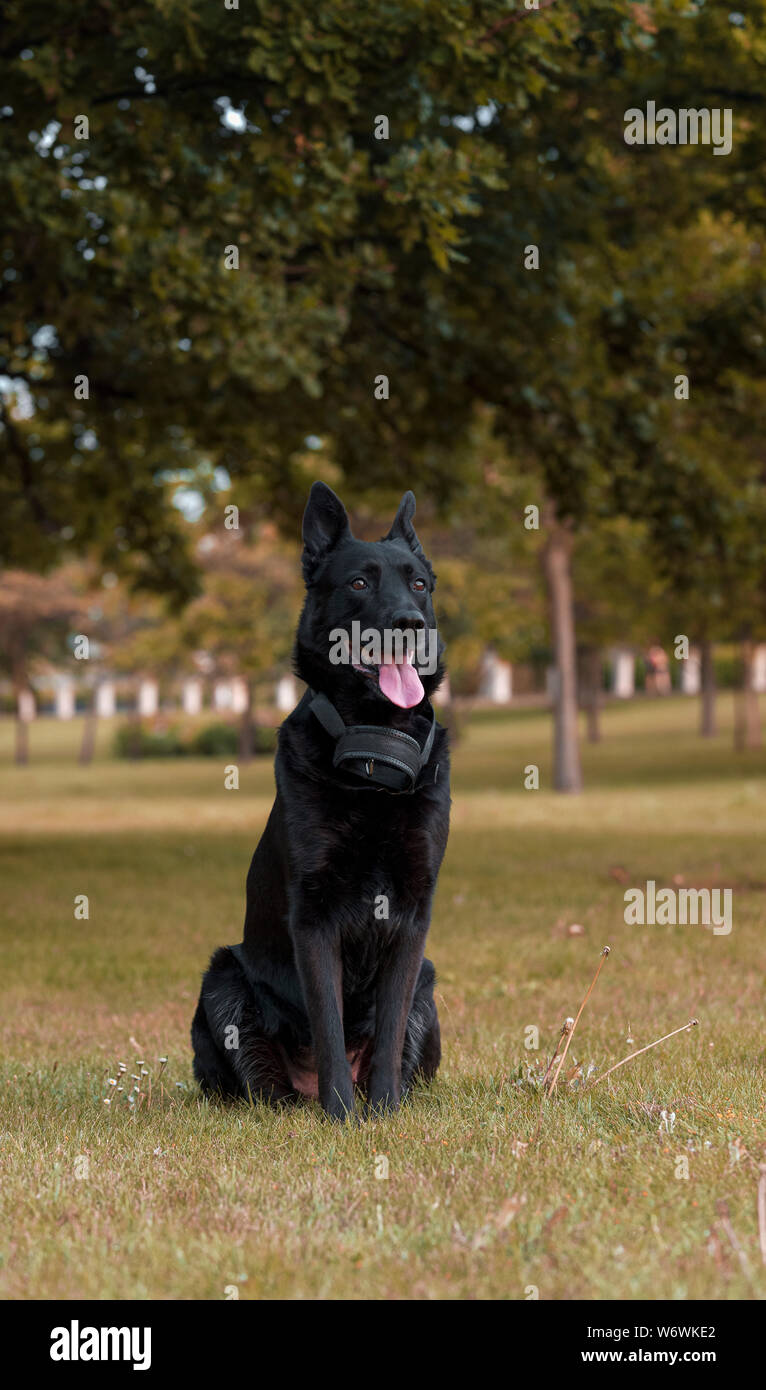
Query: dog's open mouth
353,652,425,709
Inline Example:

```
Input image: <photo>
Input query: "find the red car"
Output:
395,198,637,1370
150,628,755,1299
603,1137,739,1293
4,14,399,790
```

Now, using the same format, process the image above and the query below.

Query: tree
614,214,766,749
71,566,182,763
183,520,300,760
0,570,79,762
572,517,666,744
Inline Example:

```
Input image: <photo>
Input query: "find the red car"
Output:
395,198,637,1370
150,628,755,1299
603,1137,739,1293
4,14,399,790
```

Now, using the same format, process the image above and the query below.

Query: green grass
1,696,764,1300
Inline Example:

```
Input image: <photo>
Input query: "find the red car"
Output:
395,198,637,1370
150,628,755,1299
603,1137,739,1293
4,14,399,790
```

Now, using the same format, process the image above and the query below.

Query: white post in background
55,677,76,719
680,647,701,695
751,644,766,692
137,678,158,718
437,673,452,704
213,680,233,712
478,649,512,703
275,674,297,712
18,689,36,723
231,677,249,714
96,680,116,718
612,648,635,699
182,677,203,715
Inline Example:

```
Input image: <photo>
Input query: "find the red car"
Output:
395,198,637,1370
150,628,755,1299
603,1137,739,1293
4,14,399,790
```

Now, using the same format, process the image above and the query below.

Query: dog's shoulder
274,689,326,784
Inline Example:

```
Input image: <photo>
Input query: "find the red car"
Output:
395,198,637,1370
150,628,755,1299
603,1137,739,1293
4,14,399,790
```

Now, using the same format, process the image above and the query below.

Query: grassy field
0,696,764,1301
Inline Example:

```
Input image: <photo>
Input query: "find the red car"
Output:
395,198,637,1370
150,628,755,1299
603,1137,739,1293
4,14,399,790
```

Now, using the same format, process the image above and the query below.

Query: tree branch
480,0,559,43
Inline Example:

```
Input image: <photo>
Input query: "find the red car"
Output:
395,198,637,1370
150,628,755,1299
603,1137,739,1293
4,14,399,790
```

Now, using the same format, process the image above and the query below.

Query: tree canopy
4,3,762,576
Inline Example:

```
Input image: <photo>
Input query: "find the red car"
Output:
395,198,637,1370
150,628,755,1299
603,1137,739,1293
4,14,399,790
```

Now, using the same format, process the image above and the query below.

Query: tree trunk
238,680,255,762
542,515,583,792
581,646,602,744
441,692,461,745
12,655,31,765
699,638,716,738
127,712,143,759
734,638,761,751
14,697,30,765
79,683,99,765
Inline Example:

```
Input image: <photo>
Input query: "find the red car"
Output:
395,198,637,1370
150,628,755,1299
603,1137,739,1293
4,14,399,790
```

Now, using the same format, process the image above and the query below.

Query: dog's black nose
392,613,425,632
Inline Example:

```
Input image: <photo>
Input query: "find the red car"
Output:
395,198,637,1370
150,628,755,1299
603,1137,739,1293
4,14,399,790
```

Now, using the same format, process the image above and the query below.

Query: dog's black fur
191,483,450,1119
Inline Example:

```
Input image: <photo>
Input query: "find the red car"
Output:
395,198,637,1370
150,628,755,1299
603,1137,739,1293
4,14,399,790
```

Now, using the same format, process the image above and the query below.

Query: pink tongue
378,656,424,709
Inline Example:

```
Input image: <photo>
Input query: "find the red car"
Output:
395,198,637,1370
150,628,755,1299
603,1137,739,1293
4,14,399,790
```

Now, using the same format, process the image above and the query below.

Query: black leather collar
309,689,438,794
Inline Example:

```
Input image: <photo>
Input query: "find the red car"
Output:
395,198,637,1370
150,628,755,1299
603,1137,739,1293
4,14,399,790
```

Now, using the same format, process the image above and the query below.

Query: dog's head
295,482,445,709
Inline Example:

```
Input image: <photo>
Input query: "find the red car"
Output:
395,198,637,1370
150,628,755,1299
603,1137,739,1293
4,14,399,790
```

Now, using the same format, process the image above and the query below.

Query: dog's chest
292,786,446,925
330,799,432,897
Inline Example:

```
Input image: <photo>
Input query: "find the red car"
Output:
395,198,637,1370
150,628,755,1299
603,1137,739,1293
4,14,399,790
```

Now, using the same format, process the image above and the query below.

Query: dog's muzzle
309,690,439,794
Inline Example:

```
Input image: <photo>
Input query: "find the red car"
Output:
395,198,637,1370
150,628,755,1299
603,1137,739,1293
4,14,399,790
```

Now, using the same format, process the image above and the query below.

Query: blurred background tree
0,570,79,763
182,518,300,760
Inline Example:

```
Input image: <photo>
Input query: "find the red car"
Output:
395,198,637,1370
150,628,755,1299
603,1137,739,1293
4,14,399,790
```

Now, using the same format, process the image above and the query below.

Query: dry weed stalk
541,1017,573,1090
546,946,611,1096
587,1019,698,1091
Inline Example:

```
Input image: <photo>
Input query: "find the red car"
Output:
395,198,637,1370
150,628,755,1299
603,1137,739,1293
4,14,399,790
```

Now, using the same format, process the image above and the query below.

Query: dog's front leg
367,923,427,1115
291,919,355,1121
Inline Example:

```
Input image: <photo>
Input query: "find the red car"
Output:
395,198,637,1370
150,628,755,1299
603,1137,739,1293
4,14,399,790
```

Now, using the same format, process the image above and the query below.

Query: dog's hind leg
192,946,296,1104
191,994,239,1097
400,956,441,1094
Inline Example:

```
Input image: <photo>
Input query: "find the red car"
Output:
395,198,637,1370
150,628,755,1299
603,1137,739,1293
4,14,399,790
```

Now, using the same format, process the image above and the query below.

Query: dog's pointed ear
386,491,421,552
302,482,351,582
385,491,434,580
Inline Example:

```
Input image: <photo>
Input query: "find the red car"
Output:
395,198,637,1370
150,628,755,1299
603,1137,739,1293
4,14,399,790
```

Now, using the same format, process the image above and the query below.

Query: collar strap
309,690,438,794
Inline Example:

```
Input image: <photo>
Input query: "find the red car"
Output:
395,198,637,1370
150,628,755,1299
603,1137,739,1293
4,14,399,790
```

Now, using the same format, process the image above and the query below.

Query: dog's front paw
321,1083,357,1123
365,1077,401,1118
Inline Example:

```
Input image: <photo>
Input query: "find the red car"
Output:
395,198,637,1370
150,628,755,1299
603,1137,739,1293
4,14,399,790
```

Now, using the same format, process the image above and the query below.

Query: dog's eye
350,577,367,591
411,578,427,592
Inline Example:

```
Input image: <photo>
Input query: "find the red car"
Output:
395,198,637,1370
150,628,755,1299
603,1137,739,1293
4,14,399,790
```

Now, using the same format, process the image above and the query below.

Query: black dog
191,483,450,1119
